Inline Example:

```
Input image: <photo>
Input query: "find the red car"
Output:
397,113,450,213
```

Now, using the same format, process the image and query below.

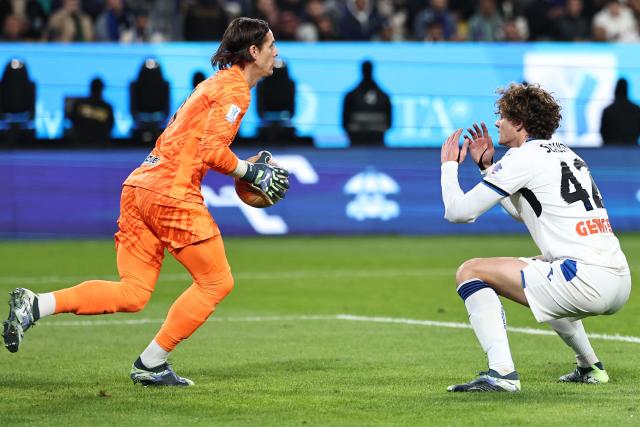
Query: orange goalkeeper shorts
114,185,219,269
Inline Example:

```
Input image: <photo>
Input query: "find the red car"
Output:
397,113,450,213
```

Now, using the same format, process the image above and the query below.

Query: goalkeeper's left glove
241,151,290,202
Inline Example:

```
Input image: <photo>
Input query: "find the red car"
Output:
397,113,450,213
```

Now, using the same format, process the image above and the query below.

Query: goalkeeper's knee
195,270,235,306
119,284,152,312
118,274,154,312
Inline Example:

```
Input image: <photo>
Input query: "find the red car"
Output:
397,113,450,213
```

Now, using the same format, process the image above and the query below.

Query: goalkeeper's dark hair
211,18,270,70
496,83,562,140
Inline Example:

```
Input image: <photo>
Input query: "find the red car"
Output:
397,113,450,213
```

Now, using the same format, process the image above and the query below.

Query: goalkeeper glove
241,151,290,202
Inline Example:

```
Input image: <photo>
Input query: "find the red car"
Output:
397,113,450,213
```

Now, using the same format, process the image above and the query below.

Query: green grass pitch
0,235,639,426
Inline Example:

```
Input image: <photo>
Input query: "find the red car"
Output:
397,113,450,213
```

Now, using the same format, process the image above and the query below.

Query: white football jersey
483,139,629,271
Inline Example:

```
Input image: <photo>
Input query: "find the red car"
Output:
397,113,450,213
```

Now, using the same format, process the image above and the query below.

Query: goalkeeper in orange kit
2,17,289,386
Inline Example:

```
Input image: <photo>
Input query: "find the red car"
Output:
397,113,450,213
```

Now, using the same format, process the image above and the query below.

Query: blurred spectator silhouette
1,14,25,41
450,0,476,22
294,0,330,41
423,19,446,41
0,58,36,144
0,0,47,40
276,9,301,40
44,0,94,41
502,19,525,41
414,0,457,41
558,0,590,41
65,77,114,145
144,0,180,41
192,70,207,88
95,0,134,41
524,0,562,41
279,0,304,15
129,58,170,145
600,78,640,146
185,70,207,105
342,60,392,146
183,0,229,41
120,7,165,43
252,0,280,28
256,58,297,142
224,0,251,18
316,13,339,40
592,0,640,42
339,0,384,40
468,0,503,41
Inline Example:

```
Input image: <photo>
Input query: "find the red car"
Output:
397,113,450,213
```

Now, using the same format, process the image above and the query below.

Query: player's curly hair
495,83,562,140
211,17,270,70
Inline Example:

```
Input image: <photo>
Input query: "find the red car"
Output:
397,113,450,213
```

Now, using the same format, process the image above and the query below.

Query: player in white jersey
440,83,631,392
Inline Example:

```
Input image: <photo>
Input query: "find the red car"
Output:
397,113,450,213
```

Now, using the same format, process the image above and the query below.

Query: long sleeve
480,165,522,221
200,98,242,174
499,198,522,222
200,75,250,174
441,161,505,223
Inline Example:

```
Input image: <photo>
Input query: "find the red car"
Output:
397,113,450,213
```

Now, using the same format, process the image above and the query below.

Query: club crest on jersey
490,163,503,174
142,154,160,167
226,104,241,124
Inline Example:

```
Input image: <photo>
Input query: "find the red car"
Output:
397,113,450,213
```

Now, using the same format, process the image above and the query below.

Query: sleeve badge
226,104,242,124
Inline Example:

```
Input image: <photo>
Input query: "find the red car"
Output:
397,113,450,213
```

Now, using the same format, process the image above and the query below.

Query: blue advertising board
1,148,638,238
1,42,640,147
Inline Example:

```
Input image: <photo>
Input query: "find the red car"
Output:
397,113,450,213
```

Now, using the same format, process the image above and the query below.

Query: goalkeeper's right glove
241,151,290,202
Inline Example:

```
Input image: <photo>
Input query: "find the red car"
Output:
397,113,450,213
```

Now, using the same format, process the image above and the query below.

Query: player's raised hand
441,128,468,164
464,122,494,170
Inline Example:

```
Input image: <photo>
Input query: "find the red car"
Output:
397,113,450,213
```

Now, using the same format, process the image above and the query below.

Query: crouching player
440,83,631,392
2,17,289,386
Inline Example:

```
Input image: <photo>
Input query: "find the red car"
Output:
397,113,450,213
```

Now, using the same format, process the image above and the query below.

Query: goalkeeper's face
254,30,278,78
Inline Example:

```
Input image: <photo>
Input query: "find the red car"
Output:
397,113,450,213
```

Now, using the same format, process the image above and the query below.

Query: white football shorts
519,257,631,323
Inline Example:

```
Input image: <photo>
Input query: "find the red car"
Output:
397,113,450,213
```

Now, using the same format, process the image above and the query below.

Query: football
234,154,279,208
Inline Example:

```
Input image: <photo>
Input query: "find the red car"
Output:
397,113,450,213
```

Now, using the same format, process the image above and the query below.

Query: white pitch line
0,269,452,286
40,315,334,327
41,314,640,344
2,265,638,287
337,314,640,344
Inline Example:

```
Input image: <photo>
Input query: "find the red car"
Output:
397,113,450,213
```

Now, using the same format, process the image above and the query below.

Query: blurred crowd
1,0,640,43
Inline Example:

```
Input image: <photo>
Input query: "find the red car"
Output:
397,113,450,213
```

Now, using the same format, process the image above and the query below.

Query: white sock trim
140,340,170,369
38,293,56,318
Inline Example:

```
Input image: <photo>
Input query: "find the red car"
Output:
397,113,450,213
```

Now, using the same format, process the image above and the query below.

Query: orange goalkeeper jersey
124,65,250,203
